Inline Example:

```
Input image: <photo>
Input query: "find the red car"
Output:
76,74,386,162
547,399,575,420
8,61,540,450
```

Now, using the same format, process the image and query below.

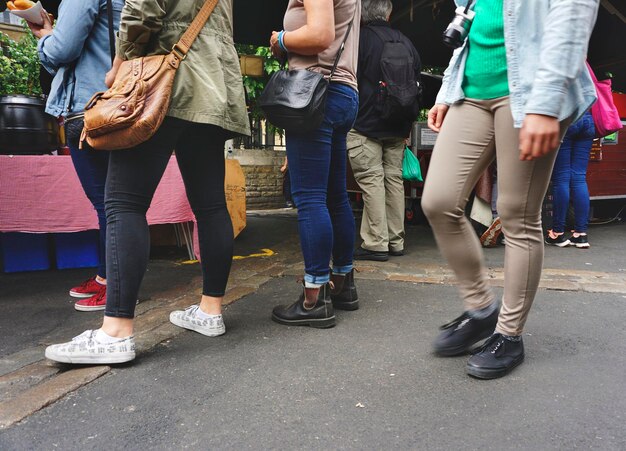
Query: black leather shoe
330,269,359,311
389,249,404,257
353,246,388,262
433,307,499,356
466,333,525,379
272,283,335,328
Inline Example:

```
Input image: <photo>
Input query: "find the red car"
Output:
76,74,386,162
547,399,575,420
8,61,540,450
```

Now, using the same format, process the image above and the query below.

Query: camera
442,6,476,49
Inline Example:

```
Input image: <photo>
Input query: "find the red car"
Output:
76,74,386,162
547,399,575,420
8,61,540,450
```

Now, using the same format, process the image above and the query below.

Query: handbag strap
106,0,115,65
328,6,357,80
171,0,219,59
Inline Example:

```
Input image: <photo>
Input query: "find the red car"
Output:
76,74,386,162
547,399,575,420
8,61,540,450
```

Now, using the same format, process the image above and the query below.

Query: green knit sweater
462,0,509,100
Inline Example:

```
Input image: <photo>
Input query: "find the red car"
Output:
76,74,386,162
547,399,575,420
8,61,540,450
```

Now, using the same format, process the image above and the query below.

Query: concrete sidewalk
1,212,625,449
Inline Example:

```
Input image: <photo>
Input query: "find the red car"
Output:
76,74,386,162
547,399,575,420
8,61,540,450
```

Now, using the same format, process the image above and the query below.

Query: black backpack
369,26,422,123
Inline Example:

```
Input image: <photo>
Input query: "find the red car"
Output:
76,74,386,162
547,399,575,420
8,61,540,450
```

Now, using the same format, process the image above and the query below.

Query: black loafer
353,246,388,262
330,269,359,311
272,283,335,328
433,307,499,356
466,333,525,379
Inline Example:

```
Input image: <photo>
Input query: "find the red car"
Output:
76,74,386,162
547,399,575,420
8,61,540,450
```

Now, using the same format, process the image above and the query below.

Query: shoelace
76,276,97,290
439,312,471,331
471,333,503,355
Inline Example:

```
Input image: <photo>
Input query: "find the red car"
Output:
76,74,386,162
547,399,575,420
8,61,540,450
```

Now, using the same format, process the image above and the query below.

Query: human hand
519,114,561,161
105,56,123,88
27,10,53,39
270,31,286,59
427,104,449,132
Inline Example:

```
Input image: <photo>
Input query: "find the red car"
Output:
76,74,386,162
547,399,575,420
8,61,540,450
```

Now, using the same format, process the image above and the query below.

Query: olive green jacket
116,0,250,137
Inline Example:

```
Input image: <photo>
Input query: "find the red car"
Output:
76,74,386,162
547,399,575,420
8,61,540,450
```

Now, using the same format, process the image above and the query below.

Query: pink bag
587,63,623,138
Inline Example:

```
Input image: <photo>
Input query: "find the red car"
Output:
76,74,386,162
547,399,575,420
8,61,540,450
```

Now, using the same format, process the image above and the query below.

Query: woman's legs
492,100,567,336
550,135,572,234
421,99,497,312
285,85,358,288
68,143,109,279
569,120,594,233
174,124,231,314
103,118,186,336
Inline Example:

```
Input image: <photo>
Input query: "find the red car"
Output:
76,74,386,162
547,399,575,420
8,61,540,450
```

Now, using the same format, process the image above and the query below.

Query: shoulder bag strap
106,0,115,65
328,5,358,80
171,0,220,59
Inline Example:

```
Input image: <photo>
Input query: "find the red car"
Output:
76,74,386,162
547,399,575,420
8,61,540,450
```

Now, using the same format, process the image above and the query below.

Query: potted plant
0,28,59,154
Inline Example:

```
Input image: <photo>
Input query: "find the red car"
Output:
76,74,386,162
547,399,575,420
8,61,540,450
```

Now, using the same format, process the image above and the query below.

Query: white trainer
169,305,226,337
45,330,136,364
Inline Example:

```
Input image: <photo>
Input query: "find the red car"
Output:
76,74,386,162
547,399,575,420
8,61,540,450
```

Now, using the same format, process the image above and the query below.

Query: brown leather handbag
80,0,218,151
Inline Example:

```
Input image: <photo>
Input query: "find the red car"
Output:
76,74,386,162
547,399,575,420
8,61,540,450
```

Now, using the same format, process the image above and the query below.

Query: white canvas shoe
45,330,135,364
169,305,226,337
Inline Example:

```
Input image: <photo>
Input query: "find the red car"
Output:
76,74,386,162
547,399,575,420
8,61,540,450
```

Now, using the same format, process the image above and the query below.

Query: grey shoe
170,305,226,337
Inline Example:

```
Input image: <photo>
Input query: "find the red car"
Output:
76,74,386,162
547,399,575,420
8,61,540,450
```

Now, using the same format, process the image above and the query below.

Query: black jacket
353,20,421,139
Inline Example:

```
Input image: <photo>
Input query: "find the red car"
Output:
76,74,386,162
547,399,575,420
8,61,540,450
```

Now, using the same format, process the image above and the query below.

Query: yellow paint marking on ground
233,248,275,260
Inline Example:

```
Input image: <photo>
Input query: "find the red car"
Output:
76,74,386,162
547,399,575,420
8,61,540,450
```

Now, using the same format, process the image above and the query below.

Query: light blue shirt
38,0,123,118
436,0,600,127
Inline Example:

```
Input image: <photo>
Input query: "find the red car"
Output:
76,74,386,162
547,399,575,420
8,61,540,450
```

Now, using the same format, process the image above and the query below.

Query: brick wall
230,148,286,210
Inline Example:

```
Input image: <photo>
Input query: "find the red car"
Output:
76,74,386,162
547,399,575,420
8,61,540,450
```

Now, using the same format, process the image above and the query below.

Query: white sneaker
45,330,136,364
169,305,226,337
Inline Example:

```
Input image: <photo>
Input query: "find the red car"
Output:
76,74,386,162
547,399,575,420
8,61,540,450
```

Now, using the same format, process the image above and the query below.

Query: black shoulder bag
258,16,355,133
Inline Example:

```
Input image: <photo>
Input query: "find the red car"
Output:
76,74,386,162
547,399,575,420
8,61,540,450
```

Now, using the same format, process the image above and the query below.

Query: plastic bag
402,146,423,182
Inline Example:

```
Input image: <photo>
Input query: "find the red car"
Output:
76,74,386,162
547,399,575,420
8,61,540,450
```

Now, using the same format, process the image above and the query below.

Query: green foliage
0,28,42,96
235,44,283,134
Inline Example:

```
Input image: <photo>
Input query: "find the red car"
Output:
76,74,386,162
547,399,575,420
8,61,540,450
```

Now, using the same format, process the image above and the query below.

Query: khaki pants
421,97,570,335
347,130,405,253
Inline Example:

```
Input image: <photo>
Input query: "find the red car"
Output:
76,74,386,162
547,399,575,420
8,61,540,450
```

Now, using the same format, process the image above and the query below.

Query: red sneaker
69,276,105,298
74,286,107,312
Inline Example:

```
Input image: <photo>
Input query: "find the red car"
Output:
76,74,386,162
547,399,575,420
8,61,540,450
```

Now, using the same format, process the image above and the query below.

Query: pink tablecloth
0,155,194,233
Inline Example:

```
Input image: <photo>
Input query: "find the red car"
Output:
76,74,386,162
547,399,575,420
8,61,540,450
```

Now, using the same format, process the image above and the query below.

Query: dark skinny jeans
104,117,232,319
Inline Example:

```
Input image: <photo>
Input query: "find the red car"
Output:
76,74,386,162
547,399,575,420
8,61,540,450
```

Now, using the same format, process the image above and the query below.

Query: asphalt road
1,276,625,450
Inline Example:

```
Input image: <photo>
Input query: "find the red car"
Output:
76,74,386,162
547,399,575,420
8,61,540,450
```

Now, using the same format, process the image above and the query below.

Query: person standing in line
545,110,595,249
44,0,250,364
270,0,362,328
422,0,599,378
28,0,123,312
348,0,421,262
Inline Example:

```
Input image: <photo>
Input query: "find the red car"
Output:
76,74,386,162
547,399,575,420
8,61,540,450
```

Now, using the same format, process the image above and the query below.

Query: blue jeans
286,83,359,287
68,139,109,279
551,111,595,233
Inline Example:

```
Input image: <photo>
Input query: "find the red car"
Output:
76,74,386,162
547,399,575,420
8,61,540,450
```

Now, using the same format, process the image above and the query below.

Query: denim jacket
436,0,600,127
38,0,123,118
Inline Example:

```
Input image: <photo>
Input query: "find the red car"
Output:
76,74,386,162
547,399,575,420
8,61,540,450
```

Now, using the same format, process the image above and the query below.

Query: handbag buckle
171,44,187,61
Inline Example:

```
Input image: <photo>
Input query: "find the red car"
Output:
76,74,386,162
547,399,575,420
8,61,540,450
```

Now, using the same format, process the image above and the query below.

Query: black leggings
104,117,232,319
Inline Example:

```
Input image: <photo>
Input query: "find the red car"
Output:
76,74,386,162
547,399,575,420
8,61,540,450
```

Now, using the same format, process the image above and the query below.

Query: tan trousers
421,97,570,335
347,130,406,253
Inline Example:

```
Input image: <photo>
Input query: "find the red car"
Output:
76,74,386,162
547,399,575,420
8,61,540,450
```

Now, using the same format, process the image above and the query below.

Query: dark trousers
551,110,595,233
68,131,109,279
104,117,232,319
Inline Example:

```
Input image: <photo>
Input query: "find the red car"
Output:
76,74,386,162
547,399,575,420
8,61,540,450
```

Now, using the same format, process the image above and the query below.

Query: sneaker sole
69,291,98,299
169,316,225,337
74,304,106,312
545,239,571,247
271,313,336,329
45,348,135,364
573,243,590,249
466,354,525,379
